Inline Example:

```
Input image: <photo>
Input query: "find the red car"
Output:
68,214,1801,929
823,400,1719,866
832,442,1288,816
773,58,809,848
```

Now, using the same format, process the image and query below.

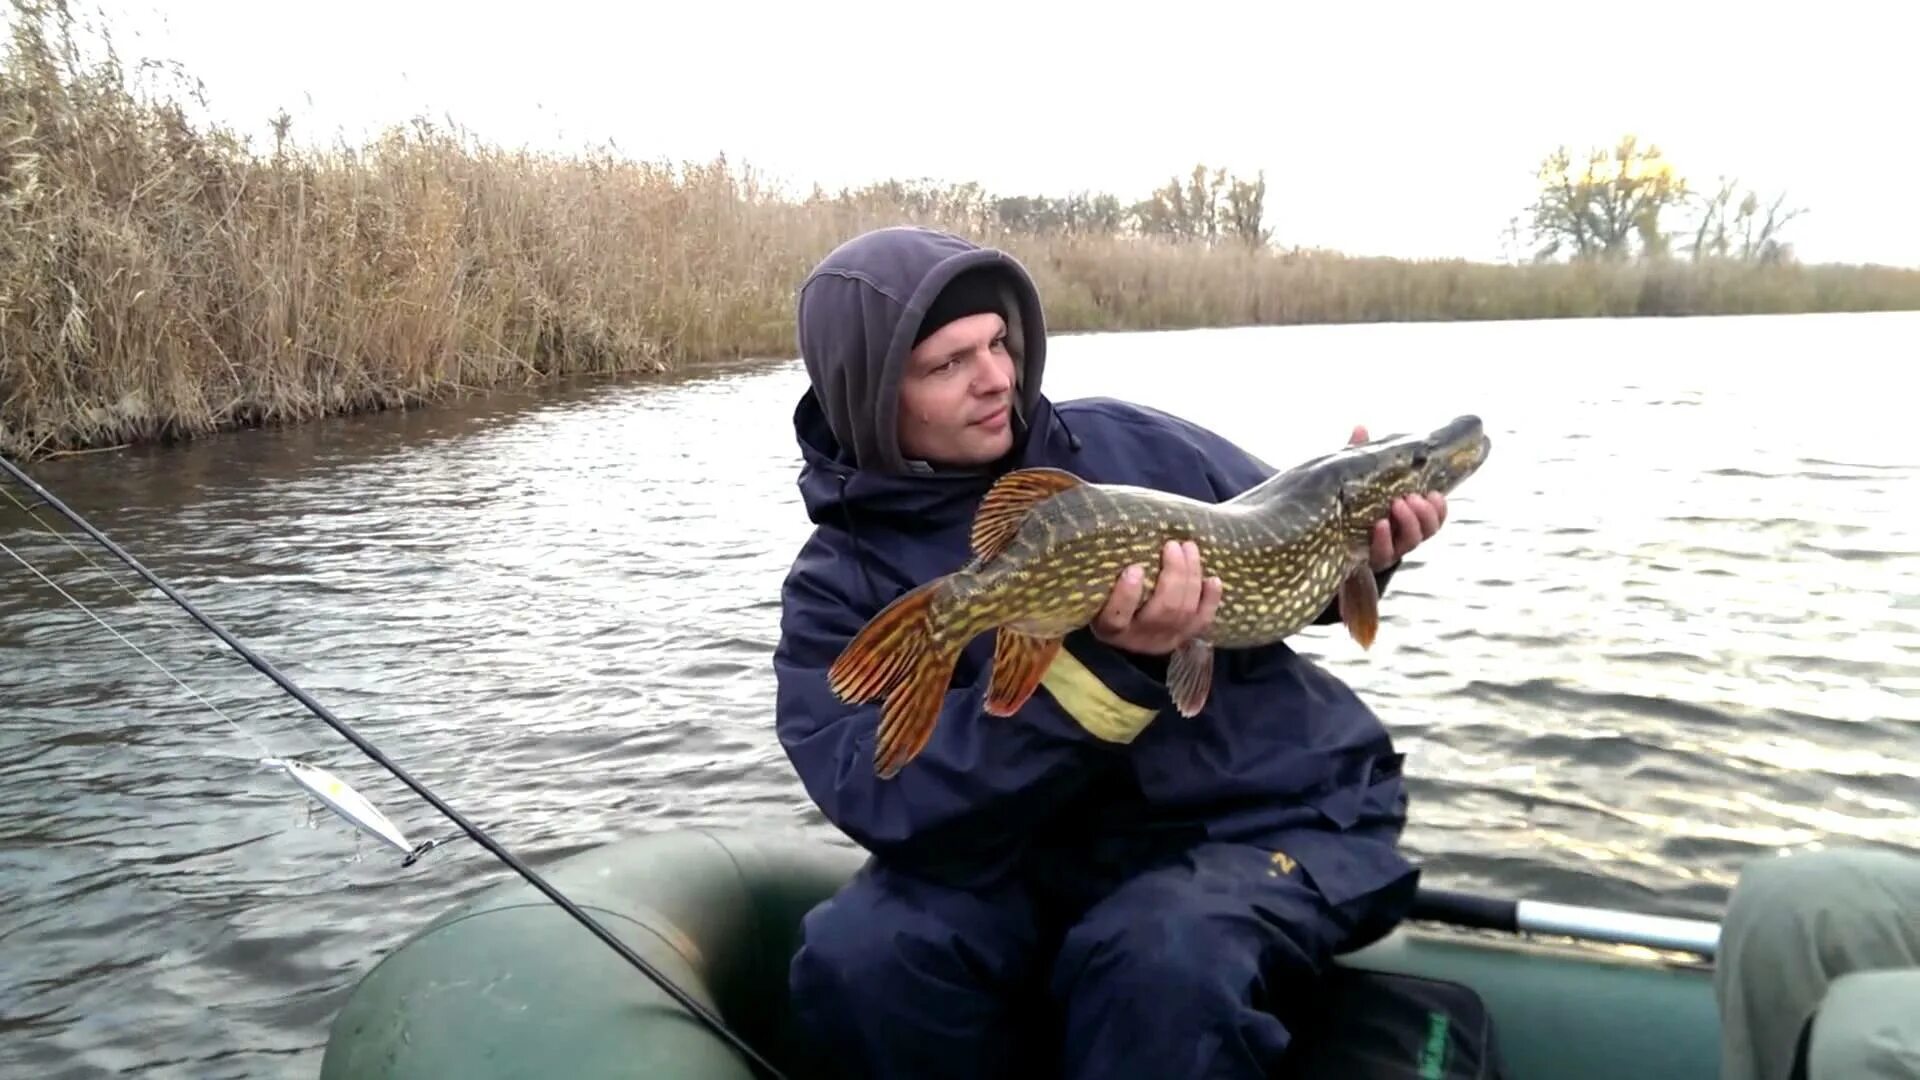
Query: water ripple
3,319,1919,1075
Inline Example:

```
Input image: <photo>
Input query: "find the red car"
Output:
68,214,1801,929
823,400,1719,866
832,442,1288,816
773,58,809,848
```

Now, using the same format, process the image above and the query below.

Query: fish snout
1421,416,1491,490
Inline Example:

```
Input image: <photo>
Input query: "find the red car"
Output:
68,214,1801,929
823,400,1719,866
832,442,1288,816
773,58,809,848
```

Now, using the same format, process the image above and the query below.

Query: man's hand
1090,540,1222,656
1349,424,1447,571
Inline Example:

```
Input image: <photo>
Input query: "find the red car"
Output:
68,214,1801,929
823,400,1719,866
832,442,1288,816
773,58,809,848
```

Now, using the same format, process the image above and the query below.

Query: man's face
897,311,1016,467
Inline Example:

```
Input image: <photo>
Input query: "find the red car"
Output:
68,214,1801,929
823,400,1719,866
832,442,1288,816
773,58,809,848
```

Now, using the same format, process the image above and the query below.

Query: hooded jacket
773,227,1415,910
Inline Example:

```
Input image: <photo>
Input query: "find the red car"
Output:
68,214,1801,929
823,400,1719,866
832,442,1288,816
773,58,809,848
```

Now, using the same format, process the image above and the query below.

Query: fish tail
827,578,964,778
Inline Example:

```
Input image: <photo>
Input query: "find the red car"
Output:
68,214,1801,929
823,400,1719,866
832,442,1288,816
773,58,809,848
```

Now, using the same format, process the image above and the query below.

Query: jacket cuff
1035,648,1158,744
1068,630,1173,704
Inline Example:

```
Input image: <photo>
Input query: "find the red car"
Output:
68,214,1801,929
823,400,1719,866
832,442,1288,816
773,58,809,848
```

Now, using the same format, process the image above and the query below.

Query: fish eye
1410,452,1428,468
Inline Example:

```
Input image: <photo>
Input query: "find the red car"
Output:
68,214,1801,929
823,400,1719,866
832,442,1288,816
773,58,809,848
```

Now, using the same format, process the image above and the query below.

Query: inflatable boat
318,827,1724,1079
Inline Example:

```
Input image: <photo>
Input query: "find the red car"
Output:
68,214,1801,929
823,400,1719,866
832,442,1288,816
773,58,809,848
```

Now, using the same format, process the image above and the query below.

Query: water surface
3,310,1917,1077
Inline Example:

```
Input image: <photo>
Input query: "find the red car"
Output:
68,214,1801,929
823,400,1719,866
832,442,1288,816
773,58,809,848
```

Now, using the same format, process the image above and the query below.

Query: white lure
262,756,416,857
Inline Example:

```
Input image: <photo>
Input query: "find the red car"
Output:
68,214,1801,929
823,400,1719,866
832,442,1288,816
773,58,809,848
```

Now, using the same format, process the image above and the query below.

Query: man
772,225,1448,1079
1716,846,1920,1080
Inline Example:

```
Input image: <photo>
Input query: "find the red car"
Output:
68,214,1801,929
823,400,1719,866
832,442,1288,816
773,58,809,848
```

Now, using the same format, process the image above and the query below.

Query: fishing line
0,480,188,613
2,472,550,861
0,534,276,759
2,523,456,862
0,452,789,1080
0,480,462,860
0,476,416,835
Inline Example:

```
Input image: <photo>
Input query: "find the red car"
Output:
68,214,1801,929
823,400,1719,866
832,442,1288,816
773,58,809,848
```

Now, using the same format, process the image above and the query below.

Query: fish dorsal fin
971,467,1085,561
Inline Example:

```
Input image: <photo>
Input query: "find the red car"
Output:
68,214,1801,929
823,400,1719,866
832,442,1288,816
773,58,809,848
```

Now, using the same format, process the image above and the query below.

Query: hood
794,226,1048,477
792,386,1074,530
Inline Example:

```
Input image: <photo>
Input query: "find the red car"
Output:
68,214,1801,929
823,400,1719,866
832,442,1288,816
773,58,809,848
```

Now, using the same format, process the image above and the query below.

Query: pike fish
828,414,1493,778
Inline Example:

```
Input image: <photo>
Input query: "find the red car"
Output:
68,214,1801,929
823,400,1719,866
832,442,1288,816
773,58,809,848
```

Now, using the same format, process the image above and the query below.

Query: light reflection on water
1,310,1916,1077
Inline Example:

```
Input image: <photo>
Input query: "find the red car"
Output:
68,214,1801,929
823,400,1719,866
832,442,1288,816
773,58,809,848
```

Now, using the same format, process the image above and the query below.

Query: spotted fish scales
828,414,1493,777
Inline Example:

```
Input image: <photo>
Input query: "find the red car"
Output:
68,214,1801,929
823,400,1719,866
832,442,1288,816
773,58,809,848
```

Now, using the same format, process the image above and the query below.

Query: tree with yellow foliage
1525,135,1688,262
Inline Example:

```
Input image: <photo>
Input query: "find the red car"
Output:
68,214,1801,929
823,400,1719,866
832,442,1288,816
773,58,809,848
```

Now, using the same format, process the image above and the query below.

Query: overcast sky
73,0,1920,267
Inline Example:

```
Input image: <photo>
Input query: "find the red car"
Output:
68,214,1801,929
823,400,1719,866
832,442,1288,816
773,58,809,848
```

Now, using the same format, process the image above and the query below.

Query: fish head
1333,414,1490,541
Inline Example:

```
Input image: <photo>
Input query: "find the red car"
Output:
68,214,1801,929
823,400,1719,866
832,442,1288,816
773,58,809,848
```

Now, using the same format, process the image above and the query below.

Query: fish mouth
1425,416,1490,488
1428,414,1484,449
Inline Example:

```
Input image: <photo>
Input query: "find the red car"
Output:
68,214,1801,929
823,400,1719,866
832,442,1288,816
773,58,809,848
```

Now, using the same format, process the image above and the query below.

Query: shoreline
7,299,1919,463
5,6,1918,462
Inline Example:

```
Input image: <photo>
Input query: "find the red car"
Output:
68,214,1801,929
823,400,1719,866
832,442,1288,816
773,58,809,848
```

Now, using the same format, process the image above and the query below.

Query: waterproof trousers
1715,846,1920,1080
785,840,1413,1080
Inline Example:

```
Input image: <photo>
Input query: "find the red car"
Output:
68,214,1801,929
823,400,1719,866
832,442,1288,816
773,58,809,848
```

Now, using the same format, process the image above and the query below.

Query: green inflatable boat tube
320,828,1723,1079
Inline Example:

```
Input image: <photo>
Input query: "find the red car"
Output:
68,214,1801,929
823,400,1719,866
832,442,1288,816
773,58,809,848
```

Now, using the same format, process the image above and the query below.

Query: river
2,310,1917,1077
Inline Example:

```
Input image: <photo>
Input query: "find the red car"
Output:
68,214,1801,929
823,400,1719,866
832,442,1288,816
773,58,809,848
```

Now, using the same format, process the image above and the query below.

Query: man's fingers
1095,543,1227,653
1097,565,1144,632
1391,498,1422,556
1150,541,1199,625
1195,575,1224,632
1141,542,1174,618
1350,424,1369,446
1371,518,1395,570
1410,494,1441,538
1179,542,1205,615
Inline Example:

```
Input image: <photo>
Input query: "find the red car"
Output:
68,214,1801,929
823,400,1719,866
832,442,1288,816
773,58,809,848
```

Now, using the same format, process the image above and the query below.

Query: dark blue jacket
773,228,1414,915
774,391,1416,907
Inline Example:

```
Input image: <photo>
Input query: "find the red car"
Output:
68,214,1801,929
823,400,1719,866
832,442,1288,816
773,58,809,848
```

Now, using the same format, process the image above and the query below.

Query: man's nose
973,353,1013,393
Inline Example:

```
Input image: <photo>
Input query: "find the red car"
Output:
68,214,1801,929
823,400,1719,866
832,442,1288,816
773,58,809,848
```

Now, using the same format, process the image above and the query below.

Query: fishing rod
1413,887,1720,958
0,452,790,1080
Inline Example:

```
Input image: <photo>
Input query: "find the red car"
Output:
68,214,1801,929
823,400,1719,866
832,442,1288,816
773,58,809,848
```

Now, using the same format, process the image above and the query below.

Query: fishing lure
0,450,785,1079
261,756,458,866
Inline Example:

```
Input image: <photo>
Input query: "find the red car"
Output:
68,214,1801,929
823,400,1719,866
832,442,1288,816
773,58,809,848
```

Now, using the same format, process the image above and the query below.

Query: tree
1129,164,1270,247
1685,178,1805,264
1525,135,1688,262
993,191,1126,236
1220,171,1271,248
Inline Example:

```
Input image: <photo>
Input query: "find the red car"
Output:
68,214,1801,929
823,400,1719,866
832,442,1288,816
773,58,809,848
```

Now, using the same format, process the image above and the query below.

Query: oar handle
1414,886,1720,958
1413,888,1519,932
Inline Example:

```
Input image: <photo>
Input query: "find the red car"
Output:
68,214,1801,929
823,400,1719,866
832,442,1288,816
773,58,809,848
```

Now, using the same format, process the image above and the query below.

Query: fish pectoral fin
970,467,1085,561
1166,637,1214,717
1339,563,1380,649
984,628,1065,717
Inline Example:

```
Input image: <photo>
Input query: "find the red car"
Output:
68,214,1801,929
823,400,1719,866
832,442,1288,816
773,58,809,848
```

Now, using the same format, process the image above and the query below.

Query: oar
1413,887,1720,958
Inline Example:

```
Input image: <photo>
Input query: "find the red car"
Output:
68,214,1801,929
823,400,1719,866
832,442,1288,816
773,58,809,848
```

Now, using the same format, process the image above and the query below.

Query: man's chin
968,429,1014,462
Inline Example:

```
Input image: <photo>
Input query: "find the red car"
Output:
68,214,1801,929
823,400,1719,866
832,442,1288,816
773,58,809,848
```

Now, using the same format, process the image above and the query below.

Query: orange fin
827,579,963,778
1167,638,1214,716
872,645,960,779
1339,564,1379,649
984,628,1064,716
970,467,1085,562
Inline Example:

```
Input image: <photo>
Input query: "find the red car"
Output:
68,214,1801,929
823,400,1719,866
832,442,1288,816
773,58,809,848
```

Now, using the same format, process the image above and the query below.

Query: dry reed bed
4,2,1918,460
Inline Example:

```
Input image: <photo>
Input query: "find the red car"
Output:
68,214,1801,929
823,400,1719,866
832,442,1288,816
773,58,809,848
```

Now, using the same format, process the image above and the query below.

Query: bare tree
1686,177,1806,264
